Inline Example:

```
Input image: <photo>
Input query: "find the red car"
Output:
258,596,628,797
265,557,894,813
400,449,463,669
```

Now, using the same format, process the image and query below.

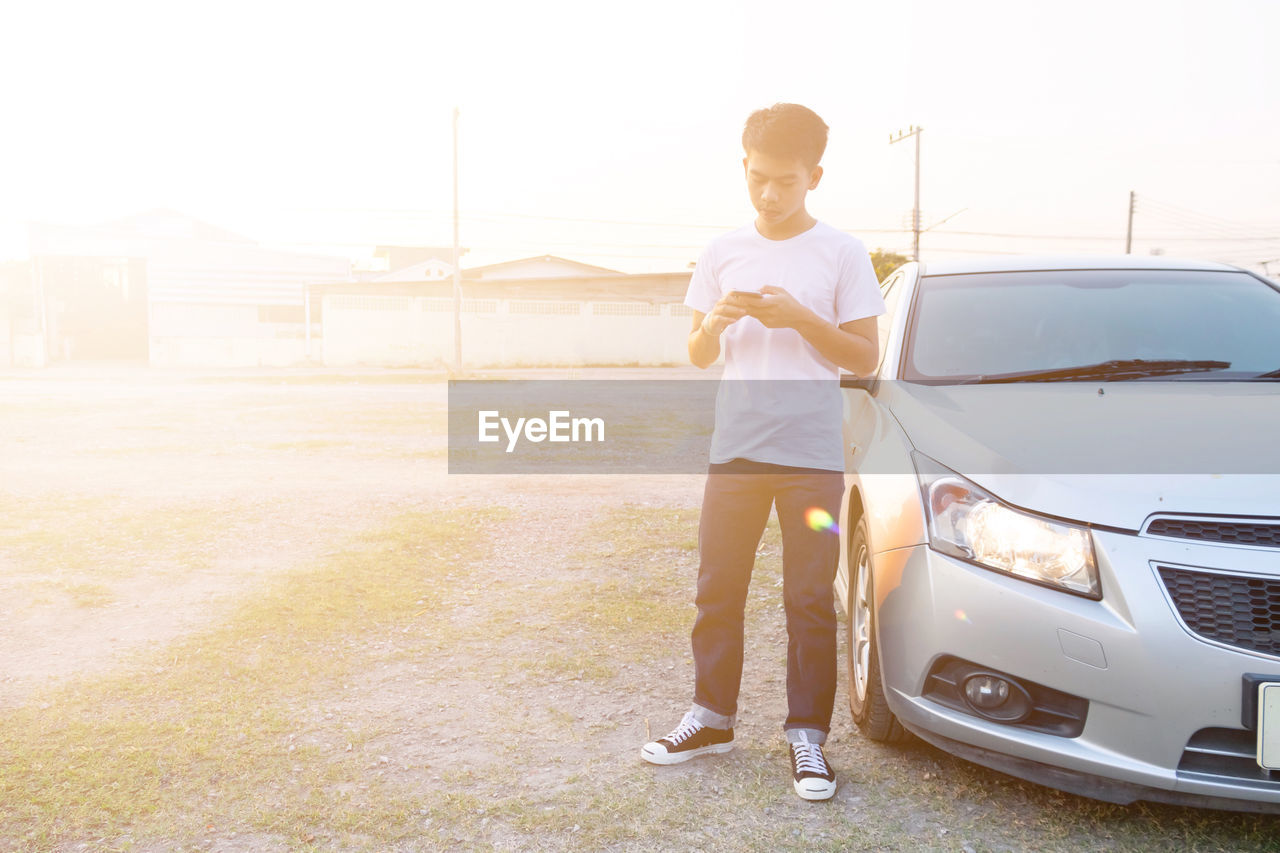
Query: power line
274,207,746,231
1137,235,1280,243
927,229,1117,240
1138,208,1243,242
928,228,1280,242
271,237,708,251
920,247,1025,256
1136,201,1274,251
273,205,912,235
1129,196,1280,271
1139,197,1272,231
1193,246,1280,261
280,209,1277,244
231,194,1280,268
464,211,741,230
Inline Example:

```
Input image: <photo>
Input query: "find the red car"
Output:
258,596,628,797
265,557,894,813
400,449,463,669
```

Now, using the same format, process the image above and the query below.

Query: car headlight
912,452,1101,598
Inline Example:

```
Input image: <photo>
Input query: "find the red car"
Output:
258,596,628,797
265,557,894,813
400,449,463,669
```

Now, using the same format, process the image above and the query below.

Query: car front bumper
875,528,1280,811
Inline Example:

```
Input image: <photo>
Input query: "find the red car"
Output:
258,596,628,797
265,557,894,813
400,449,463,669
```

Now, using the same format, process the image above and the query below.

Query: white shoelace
664,714,703,745
792,738,829,775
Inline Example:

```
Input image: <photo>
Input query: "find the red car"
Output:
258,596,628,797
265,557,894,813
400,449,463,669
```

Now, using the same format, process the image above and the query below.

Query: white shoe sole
794,778,837,801
640,741,734,765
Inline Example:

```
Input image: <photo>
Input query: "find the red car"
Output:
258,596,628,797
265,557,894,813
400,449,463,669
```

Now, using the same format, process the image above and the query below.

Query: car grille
1158,567,1280,657
1147,518,1280,548
1179,728,1280,790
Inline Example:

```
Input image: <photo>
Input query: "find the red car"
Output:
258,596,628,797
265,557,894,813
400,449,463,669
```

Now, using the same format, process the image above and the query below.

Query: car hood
880,381,1280,530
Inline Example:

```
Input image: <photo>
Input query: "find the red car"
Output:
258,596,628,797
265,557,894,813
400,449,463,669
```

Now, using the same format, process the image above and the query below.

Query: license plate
1258,682,1280,769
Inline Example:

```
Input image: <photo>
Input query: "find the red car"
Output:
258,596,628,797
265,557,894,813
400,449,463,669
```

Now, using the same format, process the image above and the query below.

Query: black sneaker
640,712,734,765
789,732,836,800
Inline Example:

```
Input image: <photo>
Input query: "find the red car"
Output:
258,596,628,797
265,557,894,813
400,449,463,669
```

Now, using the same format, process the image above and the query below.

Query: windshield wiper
1253,367,1280,380
968,359,1232,384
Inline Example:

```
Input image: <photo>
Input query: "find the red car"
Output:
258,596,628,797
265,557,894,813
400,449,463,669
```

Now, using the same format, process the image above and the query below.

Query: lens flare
954,609,971,623
804,507,839,534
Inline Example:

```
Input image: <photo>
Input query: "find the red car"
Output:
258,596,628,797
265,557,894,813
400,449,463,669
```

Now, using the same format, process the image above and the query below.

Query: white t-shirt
684,220,886,470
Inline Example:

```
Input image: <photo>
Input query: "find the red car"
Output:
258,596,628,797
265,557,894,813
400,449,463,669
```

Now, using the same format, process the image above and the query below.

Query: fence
321,295,695,367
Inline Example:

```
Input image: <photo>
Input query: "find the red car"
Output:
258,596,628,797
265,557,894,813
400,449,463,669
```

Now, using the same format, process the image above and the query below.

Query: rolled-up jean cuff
784,726,828,746
690,702,734,730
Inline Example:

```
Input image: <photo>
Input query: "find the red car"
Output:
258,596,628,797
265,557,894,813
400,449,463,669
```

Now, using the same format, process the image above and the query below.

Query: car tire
847,515,908,743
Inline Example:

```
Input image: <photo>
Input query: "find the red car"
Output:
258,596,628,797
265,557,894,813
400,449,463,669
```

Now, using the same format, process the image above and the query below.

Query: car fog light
964,675,1009,708
961,673,1033,722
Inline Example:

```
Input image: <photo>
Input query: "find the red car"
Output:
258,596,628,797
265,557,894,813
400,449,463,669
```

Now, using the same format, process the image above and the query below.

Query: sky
2,0,1278,274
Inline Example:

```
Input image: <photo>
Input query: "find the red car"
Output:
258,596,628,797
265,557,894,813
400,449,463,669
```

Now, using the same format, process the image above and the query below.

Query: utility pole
889,126,923,261
452,107,462,371
1125,190,1135,254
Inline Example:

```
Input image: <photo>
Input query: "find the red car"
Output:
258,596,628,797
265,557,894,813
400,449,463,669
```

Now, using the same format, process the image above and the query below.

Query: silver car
835,255,1280,812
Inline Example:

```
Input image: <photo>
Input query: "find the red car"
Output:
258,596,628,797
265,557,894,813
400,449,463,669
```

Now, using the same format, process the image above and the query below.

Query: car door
843,265,910,466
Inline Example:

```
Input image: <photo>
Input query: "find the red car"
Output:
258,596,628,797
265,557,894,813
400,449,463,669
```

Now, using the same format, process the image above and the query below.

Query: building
372,245,464,276
0,260,36,366
13,209,352,367
314,255,694,367
3,212,700,369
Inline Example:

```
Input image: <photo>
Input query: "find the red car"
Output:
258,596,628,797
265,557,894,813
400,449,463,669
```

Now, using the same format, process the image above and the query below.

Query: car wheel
847,515,907,743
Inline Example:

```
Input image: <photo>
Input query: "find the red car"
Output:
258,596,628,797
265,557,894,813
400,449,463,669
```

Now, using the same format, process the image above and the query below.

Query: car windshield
903,269,1280,383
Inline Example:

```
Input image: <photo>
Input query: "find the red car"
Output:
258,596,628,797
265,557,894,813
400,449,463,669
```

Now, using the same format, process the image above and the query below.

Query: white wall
149,336,308,367
11,335,47,368
148,302,314,367
322,295,693,367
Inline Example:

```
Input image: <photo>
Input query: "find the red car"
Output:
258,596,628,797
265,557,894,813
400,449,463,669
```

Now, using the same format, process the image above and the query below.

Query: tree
869,249,909,283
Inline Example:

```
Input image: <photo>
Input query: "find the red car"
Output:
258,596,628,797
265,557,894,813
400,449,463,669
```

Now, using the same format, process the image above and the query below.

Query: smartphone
729,290,764,300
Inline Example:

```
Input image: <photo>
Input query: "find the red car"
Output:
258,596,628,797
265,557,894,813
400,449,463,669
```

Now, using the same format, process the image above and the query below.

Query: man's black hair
742,103,829,168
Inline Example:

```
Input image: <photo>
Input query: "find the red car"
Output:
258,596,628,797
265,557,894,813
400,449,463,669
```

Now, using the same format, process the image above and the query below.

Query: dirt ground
0,366,697,703
1,366,1276,852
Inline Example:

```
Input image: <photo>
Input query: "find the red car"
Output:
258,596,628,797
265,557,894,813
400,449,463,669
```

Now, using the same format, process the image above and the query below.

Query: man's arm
688,311,720,369
748,285,880,376
800,314,879,376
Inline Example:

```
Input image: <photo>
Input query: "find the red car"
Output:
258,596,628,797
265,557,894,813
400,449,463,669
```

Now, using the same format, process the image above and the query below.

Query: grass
478,507,716,681
1,447,1277,851
23,579,115,608
394,504,1280,853
0,497,236,585
0,508,503,851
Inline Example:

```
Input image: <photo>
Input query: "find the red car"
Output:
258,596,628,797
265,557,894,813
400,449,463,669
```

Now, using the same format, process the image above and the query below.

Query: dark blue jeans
691,460,845,738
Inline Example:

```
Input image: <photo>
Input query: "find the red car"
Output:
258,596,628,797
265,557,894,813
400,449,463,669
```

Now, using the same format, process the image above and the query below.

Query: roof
373,245,463,269
374,258,454,282
103,208,256,244
310,270,691,303
917,254,1243,276
28,210,352,305
462,255,623,280
374,245,458,258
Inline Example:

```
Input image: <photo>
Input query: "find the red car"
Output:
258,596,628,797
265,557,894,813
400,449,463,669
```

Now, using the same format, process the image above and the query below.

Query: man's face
742,149,822,227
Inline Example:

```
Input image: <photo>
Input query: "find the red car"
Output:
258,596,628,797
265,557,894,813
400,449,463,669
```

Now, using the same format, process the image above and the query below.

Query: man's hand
741,285,879,376
689,292,756,368
701,291,755,336
744,285,808,329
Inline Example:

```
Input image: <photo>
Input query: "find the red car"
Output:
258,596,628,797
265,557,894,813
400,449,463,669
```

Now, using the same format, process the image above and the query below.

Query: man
640,103,885,801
